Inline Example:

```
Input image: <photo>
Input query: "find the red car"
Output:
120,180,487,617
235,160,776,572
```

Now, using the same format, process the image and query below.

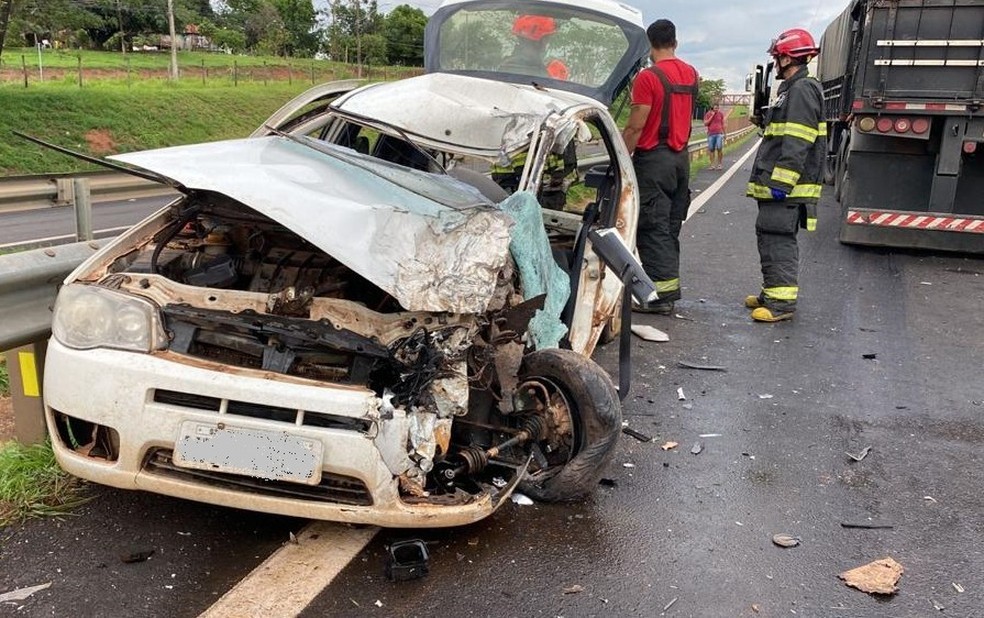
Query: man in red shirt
622,19,699,314
703,103,726,169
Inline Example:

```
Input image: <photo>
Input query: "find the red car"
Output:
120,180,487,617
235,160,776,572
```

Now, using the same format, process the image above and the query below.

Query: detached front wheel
516,348,621,502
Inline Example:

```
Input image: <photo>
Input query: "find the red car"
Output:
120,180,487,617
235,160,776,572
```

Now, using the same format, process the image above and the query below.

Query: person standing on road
622,19,699,315
703,103,726,169
745,28,825,322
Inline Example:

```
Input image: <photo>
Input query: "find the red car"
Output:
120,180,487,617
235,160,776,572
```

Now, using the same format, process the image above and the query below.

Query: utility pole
355,0,362,78
116,0,126,55
166,0,178,80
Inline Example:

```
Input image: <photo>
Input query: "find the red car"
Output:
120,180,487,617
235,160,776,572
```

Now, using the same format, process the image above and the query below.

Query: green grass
0,81,326,174
0,359,8,396
0,440,89,527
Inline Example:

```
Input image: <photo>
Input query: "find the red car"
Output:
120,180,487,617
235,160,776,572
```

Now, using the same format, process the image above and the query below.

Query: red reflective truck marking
846,210,984,233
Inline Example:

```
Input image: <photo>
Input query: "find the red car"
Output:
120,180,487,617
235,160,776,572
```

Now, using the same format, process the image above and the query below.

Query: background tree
382,4,424,66
697,77,726,110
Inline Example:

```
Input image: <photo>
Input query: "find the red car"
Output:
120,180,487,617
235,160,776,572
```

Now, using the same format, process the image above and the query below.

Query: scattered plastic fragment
674,314,695,322
839,557,904,595
678,360,726,371
385,539,430,582
690,442,703,455
563,584,584,595
924,496,937,503
846,446,872,462
121,549,155,564
662,597,678,612
0,583,52,604
681,403,693,410
919,281,932,286
375,600,384,608
660,441,679,451
758,394,774,399
510,493,534,506
952,582,964,593
751,604,761,613
772,534,800,548
631,324,669,342
677,387,686,401
599,478,618,487
931,599,945,611
176,531,191,537
288,531,299,545
492,477,507,488
840,521,894,529
862,353,878,360
699,433,722,438
622,427,654,442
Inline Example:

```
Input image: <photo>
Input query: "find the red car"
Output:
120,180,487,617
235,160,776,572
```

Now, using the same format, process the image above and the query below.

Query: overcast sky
371,0,851,91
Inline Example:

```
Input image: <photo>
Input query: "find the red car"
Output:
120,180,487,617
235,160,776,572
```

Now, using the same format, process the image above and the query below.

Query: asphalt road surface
2,138,983,617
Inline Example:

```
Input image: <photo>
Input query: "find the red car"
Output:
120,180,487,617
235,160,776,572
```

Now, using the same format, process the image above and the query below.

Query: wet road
2,138,983,617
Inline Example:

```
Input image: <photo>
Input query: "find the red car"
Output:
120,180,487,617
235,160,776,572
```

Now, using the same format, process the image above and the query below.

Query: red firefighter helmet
513,14,557,41
768,28,819,60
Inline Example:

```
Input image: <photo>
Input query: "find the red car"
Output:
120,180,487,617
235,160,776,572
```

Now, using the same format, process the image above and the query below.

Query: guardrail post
73,178,93,241
4,342,48,444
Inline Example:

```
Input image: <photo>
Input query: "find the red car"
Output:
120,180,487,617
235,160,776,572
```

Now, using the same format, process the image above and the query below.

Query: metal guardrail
0,241,102,351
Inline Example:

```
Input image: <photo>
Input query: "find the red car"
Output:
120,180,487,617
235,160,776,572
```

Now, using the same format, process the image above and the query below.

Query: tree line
0,0,427,65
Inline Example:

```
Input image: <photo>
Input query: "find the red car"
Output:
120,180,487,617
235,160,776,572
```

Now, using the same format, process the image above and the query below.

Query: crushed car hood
111,136,515,314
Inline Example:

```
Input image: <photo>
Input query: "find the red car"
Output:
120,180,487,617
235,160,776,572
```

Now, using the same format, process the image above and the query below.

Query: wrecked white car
40,0,651,527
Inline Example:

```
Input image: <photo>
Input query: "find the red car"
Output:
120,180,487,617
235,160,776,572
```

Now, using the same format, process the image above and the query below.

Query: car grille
152,389,373,433
144,449,373,506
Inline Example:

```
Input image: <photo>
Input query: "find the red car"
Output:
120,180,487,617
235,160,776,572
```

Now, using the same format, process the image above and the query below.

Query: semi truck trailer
817,0,984,253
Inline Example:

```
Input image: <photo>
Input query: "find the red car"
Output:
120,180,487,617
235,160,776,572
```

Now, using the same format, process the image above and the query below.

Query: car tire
834,136,849,203
517,348,621,502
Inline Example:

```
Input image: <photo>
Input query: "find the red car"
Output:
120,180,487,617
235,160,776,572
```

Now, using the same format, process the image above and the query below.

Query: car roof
434,0,644,27
331,72,601,157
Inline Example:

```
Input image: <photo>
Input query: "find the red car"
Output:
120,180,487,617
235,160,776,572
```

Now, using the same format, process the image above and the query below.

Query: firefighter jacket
747,65,826,226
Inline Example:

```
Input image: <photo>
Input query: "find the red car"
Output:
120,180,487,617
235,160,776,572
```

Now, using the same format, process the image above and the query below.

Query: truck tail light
911,118,930,134
894,118,911,133
858,117,876,132
964,141,977,154
876,118,894,133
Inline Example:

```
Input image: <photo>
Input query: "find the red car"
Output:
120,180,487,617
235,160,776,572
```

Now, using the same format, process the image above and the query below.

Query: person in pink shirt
703,103,726,169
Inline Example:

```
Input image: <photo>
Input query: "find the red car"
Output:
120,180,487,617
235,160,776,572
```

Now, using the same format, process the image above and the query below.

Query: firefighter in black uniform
746,28,825,322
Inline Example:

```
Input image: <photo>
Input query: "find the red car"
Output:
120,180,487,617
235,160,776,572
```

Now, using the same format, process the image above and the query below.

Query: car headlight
52,284,166,352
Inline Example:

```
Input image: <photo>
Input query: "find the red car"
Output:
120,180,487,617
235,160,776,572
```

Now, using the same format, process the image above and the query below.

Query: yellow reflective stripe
763,286,798,301
763,122,822,143
771,166,801,186
490,151,528,174
806,218,817,232
789,184,822,199
746,183,772,199
654,278,680,293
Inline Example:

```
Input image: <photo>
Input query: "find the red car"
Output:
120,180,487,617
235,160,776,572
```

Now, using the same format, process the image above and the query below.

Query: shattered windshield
436,7,630,89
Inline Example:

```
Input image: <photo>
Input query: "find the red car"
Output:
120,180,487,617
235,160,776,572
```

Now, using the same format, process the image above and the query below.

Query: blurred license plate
173,422,323,486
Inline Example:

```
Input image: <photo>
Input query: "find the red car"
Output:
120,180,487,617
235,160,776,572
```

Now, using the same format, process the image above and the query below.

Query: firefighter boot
745,295,763,309
751,307,795,322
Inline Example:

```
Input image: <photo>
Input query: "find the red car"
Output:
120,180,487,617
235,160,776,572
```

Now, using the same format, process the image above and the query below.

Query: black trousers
633,147,690,302
755,201,801,312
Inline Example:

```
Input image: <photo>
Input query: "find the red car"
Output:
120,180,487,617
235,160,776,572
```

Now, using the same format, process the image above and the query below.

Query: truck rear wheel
834,136,850,203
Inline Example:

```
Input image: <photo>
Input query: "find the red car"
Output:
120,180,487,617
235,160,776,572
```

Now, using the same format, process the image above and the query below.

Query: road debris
385,539,430,582
681,403,693,410
622,427,654,442
674,313,695,321
0,583,52,604
952,582,964,593
288,531,299,545
662,597,678,612
699,433,722,438
661,441,679,451
845,446,872,462
631,324,670,342
510,493,534,506
772,534,800,548
492,477,507,488
563,584,584,595
758,394,774,399
599,478,618,487
690,442,703,455
924,496,937,503
862,353,877,360
931,598,945,611
375,600,384,608
840,521,894,529
120,549,155,564
677,387,687,401
623,462,636,468
751,604,761,613
678,360,726,371
839,557,904,595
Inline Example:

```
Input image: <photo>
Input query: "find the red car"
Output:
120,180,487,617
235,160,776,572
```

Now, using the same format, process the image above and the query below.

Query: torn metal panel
111,137,515,314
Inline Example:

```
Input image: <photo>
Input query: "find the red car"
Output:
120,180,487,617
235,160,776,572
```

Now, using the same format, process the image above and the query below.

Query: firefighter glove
770,187,787,201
